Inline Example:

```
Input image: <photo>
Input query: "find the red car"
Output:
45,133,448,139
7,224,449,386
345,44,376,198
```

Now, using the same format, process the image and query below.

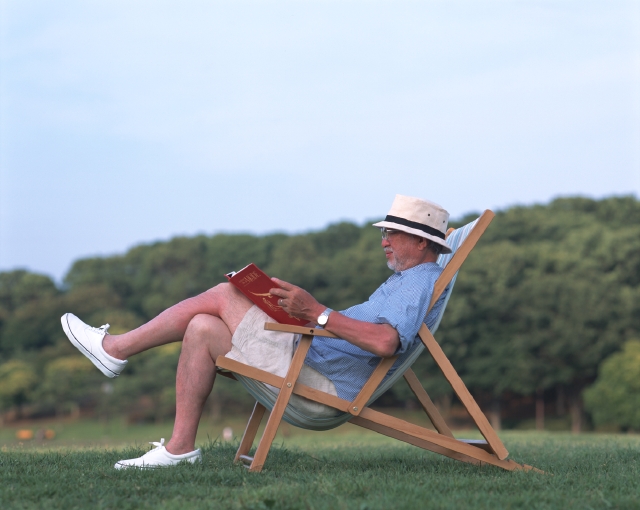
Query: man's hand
270,278,325,324
270,277,400,357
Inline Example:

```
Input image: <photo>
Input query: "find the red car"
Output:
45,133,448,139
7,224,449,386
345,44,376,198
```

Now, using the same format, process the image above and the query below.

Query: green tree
0,285,124,354
0,360,37,416
583,339,640,430
1,196,638,427
437,197,640,430
0,270,59,312
0,270,59,352
37,356,100,417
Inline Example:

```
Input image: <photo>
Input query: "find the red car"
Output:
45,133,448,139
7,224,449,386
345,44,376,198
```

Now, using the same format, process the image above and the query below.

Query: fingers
270,278,296,299
270,288,286,298
271,277,294,290
268,278,315,319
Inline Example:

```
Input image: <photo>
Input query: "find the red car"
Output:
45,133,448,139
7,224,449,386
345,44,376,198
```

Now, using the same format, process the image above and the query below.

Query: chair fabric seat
233,218,479,431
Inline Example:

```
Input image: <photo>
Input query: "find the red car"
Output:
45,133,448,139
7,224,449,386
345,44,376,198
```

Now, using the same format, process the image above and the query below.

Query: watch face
318,314,329,326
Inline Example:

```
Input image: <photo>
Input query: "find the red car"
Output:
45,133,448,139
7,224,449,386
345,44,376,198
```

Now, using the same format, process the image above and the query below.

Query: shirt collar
394,261,440,276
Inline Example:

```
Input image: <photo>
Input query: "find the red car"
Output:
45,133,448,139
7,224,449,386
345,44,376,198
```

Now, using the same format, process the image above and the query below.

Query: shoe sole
61,314,119,378
114,462,162,470
114,458,202,469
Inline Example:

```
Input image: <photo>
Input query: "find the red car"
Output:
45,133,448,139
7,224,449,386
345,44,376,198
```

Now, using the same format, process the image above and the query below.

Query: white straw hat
373,195,452,254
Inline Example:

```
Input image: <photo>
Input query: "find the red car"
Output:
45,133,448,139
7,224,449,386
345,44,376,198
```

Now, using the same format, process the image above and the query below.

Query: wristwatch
317,308,333,327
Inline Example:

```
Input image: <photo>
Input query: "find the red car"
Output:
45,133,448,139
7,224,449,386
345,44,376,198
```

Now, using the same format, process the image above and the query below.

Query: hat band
384,215,445,240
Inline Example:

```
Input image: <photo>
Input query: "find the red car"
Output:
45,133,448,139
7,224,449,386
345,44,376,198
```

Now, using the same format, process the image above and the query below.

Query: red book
225,263,307,326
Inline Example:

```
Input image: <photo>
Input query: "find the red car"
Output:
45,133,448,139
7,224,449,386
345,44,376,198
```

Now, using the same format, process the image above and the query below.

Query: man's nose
381,238,391,247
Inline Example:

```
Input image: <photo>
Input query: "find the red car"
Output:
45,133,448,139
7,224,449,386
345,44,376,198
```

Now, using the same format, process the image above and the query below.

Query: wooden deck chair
216,210,539,473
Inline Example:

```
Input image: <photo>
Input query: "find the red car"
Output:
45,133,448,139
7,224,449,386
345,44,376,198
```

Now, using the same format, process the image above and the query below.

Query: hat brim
372,220,452,254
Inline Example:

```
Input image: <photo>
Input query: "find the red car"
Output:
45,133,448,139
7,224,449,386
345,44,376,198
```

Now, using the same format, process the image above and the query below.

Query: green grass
1,420,639,509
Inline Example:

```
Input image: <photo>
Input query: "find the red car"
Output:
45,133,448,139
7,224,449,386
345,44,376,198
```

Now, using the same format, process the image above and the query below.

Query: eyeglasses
380,228,401,241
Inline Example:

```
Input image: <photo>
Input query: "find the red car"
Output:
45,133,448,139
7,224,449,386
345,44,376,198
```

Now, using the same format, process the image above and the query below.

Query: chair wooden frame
216,210,540,473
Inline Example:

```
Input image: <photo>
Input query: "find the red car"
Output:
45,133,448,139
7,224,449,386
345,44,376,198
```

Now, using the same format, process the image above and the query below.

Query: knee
203,282,246,307
183,313,232,359
205,282,234,298
184,314,218,343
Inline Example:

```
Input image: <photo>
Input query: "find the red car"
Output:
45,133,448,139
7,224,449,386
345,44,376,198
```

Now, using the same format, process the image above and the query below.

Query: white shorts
224,306,340,418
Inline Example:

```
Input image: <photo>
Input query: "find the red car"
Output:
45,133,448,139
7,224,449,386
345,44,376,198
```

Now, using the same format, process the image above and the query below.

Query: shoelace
149,438,165,450
89,324,111,336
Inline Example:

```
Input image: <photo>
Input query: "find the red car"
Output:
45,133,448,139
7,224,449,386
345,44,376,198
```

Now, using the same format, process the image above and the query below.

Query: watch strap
318,308,333,326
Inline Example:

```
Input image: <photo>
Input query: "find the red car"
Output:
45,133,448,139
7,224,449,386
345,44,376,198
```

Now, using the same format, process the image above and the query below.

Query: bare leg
165,314,232,455
102,283,251,360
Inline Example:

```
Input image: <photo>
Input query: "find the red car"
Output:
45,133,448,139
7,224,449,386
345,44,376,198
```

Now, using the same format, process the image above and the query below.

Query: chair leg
234,401,266,462
403,369,454,438
349,415,481,466
419,324,509,460
248,335,314,472
248,395,287,472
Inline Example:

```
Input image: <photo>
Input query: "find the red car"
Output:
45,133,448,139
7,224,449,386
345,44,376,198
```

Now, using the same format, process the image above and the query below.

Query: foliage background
1,196,639,430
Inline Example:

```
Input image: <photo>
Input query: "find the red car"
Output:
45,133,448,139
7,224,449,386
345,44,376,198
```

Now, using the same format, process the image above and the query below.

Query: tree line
1,196,639,431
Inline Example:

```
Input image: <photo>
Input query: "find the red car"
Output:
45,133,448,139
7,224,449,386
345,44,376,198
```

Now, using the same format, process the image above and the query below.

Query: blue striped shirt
304,262,445,401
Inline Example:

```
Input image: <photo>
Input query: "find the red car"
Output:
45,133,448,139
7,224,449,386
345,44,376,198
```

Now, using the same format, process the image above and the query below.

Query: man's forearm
269,277,400,358
322,311,400,358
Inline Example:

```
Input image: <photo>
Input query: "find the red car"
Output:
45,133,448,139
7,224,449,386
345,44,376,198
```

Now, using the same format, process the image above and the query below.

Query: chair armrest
264,322,340,339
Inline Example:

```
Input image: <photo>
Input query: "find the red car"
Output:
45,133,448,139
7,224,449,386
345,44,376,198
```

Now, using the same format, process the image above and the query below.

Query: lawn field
1,418,639,509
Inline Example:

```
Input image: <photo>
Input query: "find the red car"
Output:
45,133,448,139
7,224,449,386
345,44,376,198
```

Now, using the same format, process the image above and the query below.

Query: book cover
225,263,307,326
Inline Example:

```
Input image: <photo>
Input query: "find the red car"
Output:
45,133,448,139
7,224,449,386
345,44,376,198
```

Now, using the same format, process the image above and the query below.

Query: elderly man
61,195,452,468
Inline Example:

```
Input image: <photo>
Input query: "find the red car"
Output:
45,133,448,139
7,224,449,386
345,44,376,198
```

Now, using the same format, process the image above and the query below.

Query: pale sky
1,0,639,282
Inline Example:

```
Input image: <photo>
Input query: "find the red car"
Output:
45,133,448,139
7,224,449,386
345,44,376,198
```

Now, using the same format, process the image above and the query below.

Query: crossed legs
101,283,253,454
102,283,251,360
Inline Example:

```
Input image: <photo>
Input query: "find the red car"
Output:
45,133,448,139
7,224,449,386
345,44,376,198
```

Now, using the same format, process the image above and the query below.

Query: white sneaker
60,313,127,378
114,439,202,469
